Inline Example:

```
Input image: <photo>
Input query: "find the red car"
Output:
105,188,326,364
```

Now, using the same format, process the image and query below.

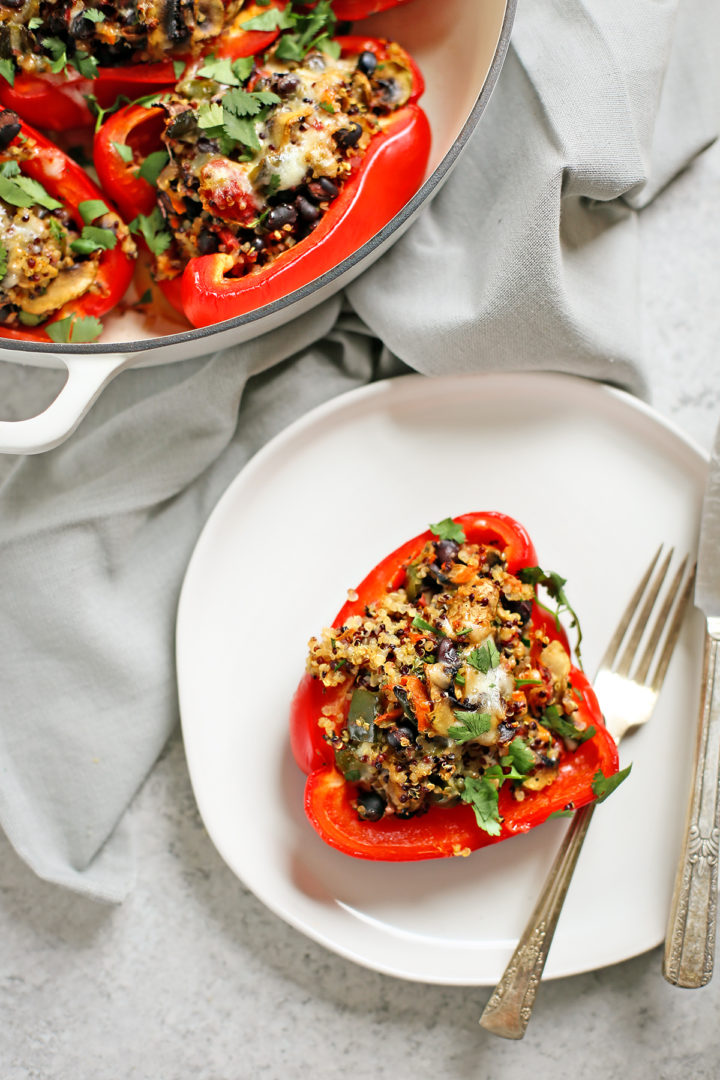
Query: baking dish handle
0,353,131,455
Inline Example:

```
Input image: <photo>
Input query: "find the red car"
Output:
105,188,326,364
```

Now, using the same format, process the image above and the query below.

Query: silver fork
479,546,695,1040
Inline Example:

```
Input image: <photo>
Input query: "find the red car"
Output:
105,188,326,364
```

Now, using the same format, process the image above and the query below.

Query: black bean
70,14,95,39
183,198,202,221
295,195,320,223
273,73,300,97
251,235,265,252
356,790,386,822
197,229,219,254
387,726,416,751
0,109,21,151
164,0,192,46
434,539,460,566
357,51,378,76
437,638,459,669
333,123,363,150
0,0,25,8
305,53,326,72
376,78,402,106
306,177,339,203
266,204,297,230
504,597,533,624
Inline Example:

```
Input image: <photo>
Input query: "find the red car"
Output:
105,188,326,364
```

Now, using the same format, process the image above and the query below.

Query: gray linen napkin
0,0,718,901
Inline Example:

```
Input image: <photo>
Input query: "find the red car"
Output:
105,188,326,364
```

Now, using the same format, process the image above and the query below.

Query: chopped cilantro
241,8,295,32
429,517,466,543
319,101,335,113
223,87,281,118
448,711,492,744
501,737,535,775
49,218,66,246
0,241,7,280
518,565,584,665
41,37,68,75
0,172,62,211
467,639,501,674
128,207,172,256
266,173,281,196
137,150,169,187
591,764,632,803
83,7,105,22
197,102,225,134
461,777,502,837
86,93,131,133
71,52,99,79
45,314,103,343
112,141,133,163
541,705,596,744
28,17,43,30
173,59,186,79
197,54,253,87
0,58,15,87
70,226,117,255
79,199,110,225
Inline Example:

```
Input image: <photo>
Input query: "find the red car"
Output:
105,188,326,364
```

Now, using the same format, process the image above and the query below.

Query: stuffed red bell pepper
0,1,287,131
93,31,430,327
0,110,135,343
290,512,622,861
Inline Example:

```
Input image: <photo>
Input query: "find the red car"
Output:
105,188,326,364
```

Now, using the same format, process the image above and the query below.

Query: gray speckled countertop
2,139,720,1080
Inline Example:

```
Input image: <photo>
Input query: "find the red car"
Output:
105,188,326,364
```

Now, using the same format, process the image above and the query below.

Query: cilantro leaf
448,711,492,744
197,102,225,134
70,226,117,255
0,173,62,211
591,764,632,803
41,36,68,74
45,314,103,343
0,58,15,87
71,52,99,79
137,150,169,187
241,8,295,31
79,199,110,225
467,639,501,674
461,777,502,836
316,35,341,60
129,207,172,256
173,59,186,79
83,7,105,21
541,705,596,744
501,737,535,775
429,517,466,543
0,241,7,280
112,141,133,163
197,54,253,87
517,565,584,664
28,17,43,30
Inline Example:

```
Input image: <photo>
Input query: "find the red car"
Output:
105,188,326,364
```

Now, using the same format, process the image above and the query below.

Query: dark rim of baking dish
0,0,517,357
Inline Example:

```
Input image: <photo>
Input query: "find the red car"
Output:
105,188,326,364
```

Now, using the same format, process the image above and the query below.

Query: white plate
176,372,708,985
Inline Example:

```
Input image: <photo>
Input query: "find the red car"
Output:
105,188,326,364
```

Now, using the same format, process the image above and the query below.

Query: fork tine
647,563,696,692
596,545,663,671
632,555,690,684
615,547,674,677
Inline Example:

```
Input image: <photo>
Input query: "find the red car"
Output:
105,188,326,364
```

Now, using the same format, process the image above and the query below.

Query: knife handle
663,618,720,987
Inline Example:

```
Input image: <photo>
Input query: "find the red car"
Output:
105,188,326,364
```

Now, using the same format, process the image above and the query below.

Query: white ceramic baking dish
0,0,515,454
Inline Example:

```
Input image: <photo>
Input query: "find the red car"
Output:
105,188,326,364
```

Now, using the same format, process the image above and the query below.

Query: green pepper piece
346,688,379,743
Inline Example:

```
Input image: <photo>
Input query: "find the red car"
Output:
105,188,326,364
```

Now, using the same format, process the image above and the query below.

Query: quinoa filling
134,41,414,280
0,110,135,329
0,0,242,72
306,532,594,829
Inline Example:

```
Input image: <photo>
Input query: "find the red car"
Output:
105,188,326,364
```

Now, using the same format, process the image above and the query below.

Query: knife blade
663,415,720,988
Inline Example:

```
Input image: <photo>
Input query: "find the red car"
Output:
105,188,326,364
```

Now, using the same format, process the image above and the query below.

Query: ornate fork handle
663,619,720,988
480,802,596,1039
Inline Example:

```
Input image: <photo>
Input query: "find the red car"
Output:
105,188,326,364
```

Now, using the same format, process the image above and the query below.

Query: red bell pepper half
0,116,134,343
93,34,430,328
290,512,620,861
0,2,287,133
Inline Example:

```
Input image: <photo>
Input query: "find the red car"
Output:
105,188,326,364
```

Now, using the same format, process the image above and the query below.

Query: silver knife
663,416,720,988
